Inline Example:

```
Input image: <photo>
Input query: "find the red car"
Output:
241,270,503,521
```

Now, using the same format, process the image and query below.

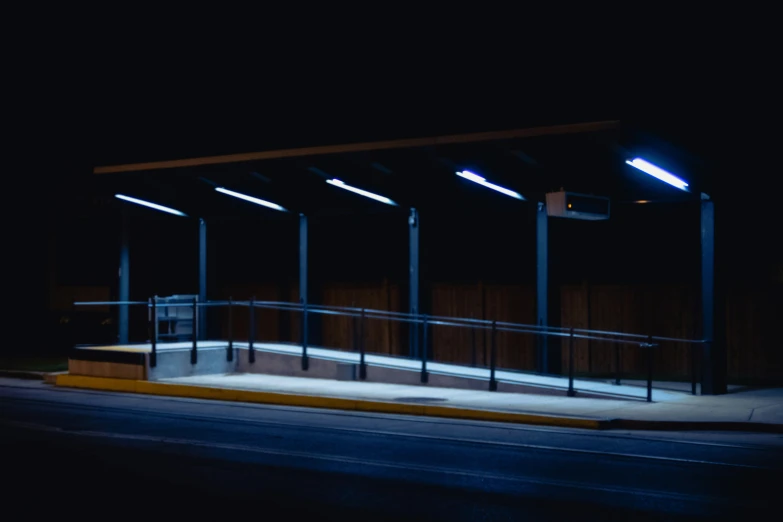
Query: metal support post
701,199,725,394
489,320,498,391
567,327,576,397
301,298,309,371
300,214,309,371
248,296,255,364
691,342,699,395
227,297,234,362
420,315,429,383
409,208,420,358
198,218,207,340
646,335,653,403
191,297,198,364
359,309,367,380
149,297,157,368
119,207,130,344
536,202,548,373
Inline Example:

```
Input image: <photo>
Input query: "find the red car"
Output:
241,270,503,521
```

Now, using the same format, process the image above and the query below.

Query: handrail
72,297,690,401
72,298,704,346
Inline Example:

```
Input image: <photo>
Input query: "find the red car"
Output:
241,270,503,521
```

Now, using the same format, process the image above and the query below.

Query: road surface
1,378,780,521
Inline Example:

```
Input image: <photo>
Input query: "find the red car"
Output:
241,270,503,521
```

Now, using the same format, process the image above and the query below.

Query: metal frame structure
105,121,725,395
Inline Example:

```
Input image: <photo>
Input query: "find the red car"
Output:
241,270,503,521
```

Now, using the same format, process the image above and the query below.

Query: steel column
198,218,207,340
299,214,308,313
489,320,498,391
359,309,367,380
536,202,548,373
191,297,198,364
567,327,575,397
646,336,653,403
248,296,255,364
420,315,429,383
227,297,234,362
701,199,725,394
300,214,309,371
409,208,420,358
149,297,157,368
119,207,130,344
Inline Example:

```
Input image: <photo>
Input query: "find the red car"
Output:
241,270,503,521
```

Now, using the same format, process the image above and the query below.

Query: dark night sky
12,45,782,331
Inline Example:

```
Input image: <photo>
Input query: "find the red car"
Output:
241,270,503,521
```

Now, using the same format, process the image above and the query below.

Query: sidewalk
55,372,783,433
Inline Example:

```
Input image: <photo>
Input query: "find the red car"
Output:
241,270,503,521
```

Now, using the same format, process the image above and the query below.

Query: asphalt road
1,379,781,521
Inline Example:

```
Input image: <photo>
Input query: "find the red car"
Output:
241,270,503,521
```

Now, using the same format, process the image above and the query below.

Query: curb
55,374,783,434
605,418,783,434
0,370,47,380
55,374,603,429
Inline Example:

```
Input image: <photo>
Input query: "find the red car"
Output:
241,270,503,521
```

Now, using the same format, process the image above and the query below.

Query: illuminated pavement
162,373,783,426
76,341,685,401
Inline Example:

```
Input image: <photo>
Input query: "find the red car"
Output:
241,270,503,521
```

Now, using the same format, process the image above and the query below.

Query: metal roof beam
93,121,621,174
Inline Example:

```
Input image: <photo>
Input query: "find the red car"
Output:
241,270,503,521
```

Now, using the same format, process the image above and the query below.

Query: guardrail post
301,298,309,371
567,327,576,397
420,315,429,383
359,309,367,380
489,320,498,391
249,296,255,364
191,297,198,364
227,297,234,362
149,297,157,368
646,334,653,403
614,343,621,385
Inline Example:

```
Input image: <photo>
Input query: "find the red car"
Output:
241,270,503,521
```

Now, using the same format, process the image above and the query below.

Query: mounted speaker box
545,191,610,221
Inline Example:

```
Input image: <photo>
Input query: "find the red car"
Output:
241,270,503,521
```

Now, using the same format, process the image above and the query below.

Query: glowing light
114,194,187,216
326,179,397,206
215,187,287,212
567,203,572,208
625,158,689,191
455,171,525,200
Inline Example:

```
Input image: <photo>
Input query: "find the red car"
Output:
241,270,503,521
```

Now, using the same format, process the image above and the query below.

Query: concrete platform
52,372,783,432
161,373,783,426
69,341,688,402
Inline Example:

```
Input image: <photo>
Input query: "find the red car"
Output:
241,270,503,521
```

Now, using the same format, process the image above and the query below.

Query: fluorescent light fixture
625,158,689,191
326,179,397,206
114,194,187,217
455,170,525,200
215,187,287,212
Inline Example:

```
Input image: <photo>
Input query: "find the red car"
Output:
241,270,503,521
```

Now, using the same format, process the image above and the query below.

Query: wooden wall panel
560,285,590,373
587,285,628,375
320,280,403,355
484,284,536,371
646,285,700,379
211,280,783,384
430,283,484,365
561,284,701,379
725,285,783,383
215,283,284,343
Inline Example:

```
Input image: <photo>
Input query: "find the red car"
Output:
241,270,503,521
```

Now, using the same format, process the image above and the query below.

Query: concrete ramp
68,341,686,402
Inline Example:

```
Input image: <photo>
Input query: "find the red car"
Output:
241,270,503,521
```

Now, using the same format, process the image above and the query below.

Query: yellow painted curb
55,374,604,430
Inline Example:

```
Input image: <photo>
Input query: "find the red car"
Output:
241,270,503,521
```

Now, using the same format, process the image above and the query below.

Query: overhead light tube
215,187,287,212
115,194,187,217
326,179,397,206
625,158,689,191
455,170,525,200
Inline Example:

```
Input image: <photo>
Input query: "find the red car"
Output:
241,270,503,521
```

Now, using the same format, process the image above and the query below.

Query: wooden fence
211,280,782,384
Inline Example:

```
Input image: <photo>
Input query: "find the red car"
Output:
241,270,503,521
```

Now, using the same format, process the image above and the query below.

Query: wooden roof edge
93,120,621,175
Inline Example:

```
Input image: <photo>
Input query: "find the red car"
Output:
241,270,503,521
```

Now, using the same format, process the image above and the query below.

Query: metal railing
73,298,708,402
